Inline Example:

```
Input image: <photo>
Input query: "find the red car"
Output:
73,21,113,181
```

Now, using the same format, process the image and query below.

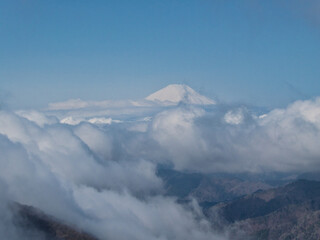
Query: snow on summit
145,84,215,105
47,84,215,123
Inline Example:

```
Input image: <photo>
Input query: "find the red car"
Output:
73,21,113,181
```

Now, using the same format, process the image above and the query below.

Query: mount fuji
46,84,215,124
145,84,215,105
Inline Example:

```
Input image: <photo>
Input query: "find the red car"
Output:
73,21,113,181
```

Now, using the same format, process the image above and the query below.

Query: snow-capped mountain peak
145,84,215,105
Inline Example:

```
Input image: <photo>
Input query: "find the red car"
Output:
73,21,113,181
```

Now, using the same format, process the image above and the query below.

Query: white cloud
151,106,208,170
224,109,245,125
73,187,226,240
2,94,320,239
48,99,154,111
0,111,228,239
48,98,90,110
16,110,58,127
147,98,320,173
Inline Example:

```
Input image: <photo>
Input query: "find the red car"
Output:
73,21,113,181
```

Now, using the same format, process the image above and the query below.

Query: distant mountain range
207,179,320,240
157,169,320,240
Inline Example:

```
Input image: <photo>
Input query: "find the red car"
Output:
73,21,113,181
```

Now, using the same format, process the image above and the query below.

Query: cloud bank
1,88,320,239
0,110,227,239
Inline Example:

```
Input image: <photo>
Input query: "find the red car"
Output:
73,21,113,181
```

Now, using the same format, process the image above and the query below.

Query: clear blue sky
1,0,320,109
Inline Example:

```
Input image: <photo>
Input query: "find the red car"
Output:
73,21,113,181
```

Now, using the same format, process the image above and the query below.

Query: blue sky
1,0,320,109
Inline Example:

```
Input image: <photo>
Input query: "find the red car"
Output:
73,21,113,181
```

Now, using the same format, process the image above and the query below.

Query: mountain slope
146,84,215,105
12,203,98,240
157,168,271,204
207,179,320,240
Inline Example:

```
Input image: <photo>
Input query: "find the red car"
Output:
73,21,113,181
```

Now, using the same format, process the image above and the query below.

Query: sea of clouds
1,96,320,239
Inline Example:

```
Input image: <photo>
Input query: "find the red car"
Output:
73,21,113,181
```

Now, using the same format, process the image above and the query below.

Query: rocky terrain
207,179,320,240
